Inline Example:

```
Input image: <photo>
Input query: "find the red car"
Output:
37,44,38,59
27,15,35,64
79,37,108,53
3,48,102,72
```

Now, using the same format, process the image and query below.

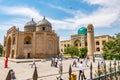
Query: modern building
3,17,59,59
60,24,113,57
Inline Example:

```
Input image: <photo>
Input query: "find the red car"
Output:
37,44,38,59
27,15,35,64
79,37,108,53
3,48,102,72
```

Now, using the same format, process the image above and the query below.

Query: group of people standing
51,58,63,75
72,56,89,68
51,57,59,67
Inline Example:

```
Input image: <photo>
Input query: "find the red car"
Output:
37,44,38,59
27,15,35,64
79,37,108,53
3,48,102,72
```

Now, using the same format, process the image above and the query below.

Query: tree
102,41,115,59
0,43,3,56
114,33,120,59
79,47,88,58
102,32,120,60
64,46,79,57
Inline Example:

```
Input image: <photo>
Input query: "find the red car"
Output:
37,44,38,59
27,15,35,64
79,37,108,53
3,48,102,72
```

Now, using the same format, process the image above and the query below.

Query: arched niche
24,36,32,44
74,40,81,47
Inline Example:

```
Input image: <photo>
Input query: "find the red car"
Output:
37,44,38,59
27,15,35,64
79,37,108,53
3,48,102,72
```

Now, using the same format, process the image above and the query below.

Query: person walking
84,56,89,67
31,57,36,68
113,58,116,65
57,60,63,80
55,57,58,67
99,57,105,71
78,61,86,80
72,58,77,67
100,57,104,66
58,60,63,75
51,58,54,67
5,57,8,68
10,69,16,80
78,57,80,63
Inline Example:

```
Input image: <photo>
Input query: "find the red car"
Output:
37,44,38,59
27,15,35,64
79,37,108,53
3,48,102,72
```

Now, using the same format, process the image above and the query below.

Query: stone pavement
0,57,116,80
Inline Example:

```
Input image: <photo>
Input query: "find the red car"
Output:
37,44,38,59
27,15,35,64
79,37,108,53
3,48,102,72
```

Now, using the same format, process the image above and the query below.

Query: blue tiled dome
78,27,87,35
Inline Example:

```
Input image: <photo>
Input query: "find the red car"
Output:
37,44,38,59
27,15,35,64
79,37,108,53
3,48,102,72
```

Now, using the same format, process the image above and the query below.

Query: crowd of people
50,56,90,80
4,56,118,80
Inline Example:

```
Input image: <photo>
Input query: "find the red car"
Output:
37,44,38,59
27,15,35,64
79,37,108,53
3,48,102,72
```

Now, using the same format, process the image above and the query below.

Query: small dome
78,27,87,35
24,19,36,27
36,17,51,27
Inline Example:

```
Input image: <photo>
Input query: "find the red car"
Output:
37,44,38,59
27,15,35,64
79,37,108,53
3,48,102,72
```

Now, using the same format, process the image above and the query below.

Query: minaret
87,24,95,58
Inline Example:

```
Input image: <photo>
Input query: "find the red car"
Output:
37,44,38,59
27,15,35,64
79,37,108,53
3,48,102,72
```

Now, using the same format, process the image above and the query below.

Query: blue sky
0,0,120,44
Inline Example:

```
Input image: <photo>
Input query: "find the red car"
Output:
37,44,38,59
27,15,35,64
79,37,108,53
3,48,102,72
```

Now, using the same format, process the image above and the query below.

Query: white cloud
74,8,119,27
38,1,75,15
0,6,42,19
46,3,76,15
0,0,120,31
83,0,119,7
60,0,119,28
0,0,120,43
59,36,70,41
0,6,42,31
0,18,29,31
49,18,75,30
80,0,120,27
39,0,120,29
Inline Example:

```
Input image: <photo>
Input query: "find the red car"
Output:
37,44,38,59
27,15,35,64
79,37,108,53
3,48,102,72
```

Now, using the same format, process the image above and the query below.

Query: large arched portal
74,40,81,47
6,37,12,57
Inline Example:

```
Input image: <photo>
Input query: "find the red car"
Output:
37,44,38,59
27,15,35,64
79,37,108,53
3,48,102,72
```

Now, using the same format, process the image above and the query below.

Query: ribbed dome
78,27,87,35
24,19,36,27
37,17,51,27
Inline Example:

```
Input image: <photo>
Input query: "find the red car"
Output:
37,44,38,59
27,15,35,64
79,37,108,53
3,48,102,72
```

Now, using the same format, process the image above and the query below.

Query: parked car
94,52,103,61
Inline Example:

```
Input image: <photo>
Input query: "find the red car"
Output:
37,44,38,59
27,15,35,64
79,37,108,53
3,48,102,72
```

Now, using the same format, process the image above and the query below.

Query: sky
0,0,120,45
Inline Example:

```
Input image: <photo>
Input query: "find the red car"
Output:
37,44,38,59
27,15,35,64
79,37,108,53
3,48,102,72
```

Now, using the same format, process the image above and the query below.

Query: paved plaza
0,57,117,80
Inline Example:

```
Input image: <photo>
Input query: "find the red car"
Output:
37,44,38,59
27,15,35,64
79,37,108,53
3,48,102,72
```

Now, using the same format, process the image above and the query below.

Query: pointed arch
24,36,32,44
47,37,54,50
74,40,81,47
6,36,12,57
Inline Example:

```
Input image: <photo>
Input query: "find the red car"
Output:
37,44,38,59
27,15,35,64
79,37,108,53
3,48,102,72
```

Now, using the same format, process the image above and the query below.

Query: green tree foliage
64,46,79,57
79,47,88,58
102,41,115,60
102,33,120,60
0,43,3,56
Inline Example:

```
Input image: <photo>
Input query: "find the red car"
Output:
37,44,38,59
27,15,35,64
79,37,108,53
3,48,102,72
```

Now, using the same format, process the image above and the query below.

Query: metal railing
90,61,120,80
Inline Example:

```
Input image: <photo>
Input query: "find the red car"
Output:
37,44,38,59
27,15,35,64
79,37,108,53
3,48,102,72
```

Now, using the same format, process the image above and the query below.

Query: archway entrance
6,37,12,57
27,53,30,58
74,40,81,47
